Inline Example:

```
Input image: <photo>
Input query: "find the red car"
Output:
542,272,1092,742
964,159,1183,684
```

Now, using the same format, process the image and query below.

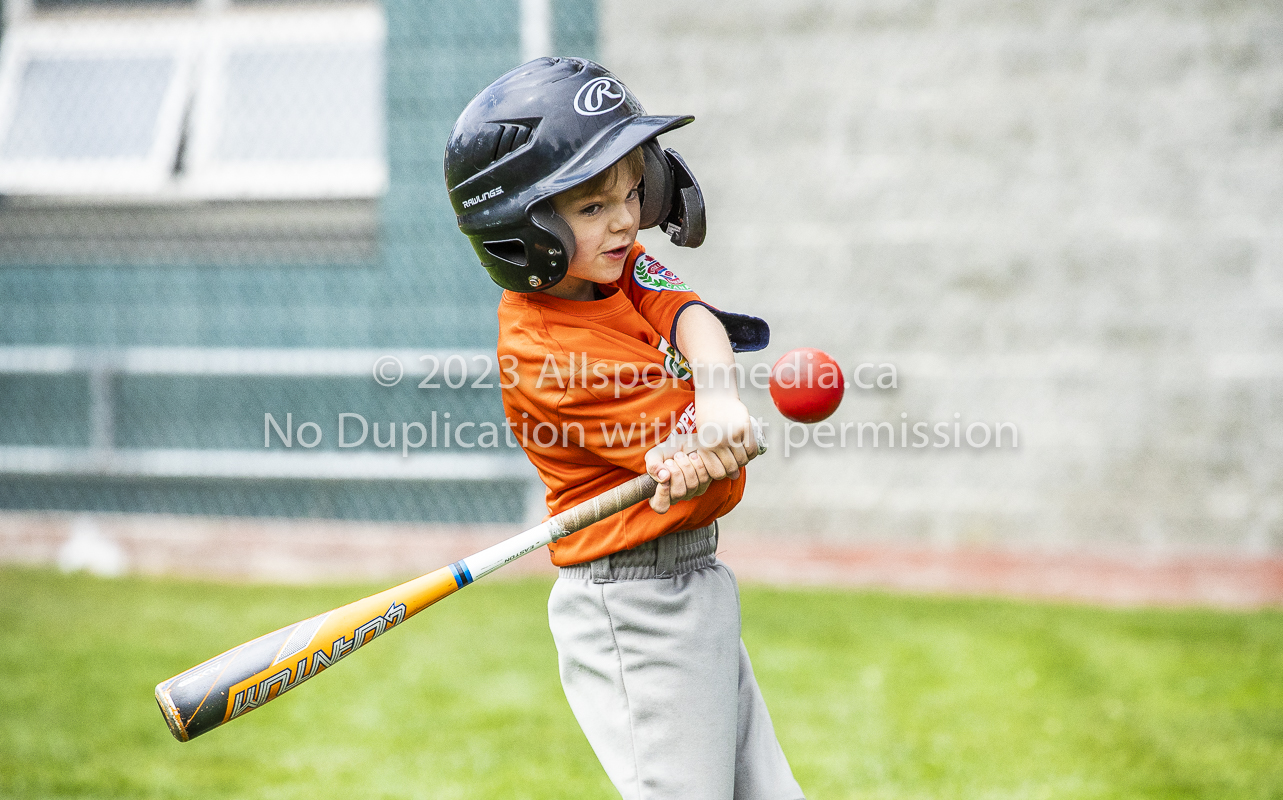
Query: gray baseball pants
548,524,805,800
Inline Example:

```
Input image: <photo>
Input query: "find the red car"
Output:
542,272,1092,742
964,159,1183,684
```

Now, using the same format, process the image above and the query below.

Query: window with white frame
0,0,386,201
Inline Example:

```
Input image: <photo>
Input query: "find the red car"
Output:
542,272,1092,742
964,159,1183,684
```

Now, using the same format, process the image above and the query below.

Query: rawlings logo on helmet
633,253,692,292
573,77,626,116
462,186,504,208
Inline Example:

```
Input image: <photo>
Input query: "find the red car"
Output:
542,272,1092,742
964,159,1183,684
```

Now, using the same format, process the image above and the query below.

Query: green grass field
1,568,1280,799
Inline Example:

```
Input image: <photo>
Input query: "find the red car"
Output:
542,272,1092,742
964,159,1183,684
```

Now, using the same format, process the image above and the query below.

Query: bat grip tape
549,474,658,540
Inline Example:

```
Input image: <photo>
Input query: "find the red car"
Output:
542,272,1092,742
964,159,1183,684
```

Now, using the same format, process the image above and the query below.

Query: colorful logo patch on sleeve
633,253,693,293
658,337,693,381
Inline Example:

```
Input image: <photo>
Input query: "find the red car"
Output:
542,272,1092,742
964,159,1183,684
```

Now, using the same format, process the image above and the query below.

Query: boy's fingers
669,454,693,499
719,446,742,474
663,458,683,500
678,451,705,499
708,447,738,479
649,477,671,514
679,455,707,500
687,450,711,491
703,446,733,476
727,420,749,449
646,435,690,477
649,444,729,513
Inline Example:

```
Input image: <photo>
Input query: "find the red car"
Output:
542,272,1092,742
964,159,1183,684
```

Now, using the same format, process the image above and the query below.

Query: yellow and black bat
155,474,660,742
157,422,768,742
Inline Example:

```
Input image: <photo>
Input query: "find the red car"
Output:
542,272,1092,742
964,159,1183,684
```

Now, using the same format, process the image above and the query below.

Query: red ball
768,348,845,423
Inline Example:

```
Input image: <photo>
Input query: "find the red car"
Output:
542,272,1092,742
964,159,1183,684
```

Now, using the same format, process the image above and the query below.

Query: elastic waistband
558,523,718,582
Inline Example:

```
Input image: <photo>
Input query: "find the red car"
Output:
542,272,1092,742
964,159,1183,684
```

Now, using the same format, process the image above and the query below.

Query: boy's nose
609,203,636,232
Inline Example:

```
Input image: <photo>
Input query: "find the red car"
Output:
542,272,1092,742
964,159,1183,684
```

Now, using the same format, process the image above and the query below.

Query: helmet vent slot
469,123,534,171
493,123,532,161
483,238,528,267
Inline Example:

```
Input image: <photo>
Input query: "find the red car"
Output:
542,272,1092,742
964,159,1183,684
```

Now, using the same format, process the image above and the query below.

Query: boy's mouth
603,245,630,259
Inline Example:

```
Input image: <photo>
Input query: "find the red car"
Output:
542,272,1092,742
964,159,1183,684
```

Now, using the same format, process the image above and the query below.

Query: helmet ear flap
659,148,705,248
527,201,576,287
476,202,576,291
639,140,673,230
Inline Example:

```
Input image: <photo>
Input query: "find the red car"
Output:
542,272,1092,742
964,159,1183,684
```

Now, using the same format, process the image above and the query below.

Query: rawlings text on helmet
574,77,626,116
461,186,504,209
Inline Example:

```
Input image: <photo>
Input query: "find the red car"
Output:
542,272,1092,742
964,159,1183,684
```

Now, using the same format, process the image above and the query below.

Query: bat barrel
155,565,460,741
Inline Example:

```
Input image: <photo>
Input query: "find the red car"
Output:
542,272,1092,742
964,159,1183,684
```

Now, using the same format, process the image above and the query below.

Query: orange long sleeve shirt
497,243,746,566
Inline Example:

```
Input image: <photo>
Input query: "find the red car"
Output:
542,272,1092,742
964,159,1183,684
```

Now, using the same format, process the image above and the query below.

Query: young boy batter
445,57,804,800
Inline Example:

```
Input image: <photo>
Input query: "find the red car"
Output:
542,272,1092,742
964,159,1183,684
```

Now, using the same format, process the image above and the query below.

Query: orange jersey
497,242,746,566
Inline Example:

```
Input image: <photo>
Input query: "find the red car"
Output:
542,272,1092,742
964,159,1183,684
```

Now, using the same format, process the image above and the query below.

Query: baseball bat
156,422,766,742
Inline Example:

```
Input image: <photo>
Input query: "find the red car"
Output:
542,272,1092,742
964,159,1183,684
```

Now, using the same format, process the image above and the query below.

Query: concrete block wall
603,0,1283,553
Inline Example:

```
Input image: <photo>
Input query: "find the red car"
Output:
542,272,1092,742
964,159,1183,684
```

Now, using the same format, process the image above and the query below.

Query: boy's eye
579,203,602,215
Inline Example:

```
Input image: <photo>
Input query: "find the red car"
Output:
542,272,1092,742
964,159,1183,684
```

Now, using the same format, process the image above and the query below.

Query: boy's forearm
675,304,756,469
675,305,739,398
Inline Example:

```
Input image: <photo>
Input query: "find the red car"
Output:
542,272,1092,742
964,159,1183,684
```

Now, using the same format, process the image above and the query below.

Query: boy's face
545,164,641,300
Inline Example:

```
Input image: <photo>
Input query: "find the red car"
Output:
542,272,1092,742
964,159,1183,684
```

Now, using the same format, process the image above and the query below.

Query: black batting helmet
444,57,707,292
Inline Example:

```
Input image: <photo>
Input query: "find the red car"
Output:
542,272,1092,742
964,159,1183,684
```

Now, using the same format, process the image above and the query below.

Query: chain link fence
0,0,598,526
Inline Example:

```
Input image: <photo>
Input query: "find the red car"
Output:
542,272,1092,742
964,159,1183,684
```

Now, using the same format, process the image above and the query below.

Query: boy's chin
591,262,627,284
